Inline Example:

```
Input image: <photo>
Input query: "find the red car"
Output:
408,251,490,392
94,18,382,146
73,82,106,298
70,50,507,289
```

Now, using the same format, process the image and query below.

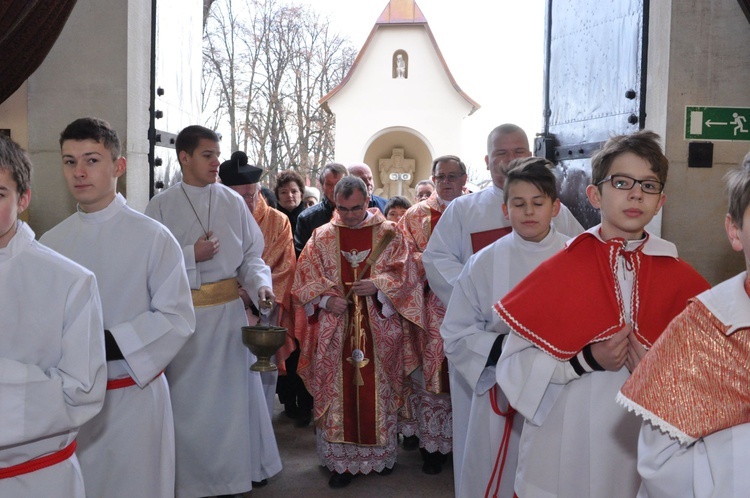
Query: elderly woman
303,186,320,208
274,169,306,234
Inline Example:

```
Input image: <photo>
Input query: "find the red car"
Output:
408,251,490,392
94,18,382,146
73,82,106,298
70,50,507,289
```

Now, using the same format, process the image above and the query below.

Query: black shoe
328,472,353,488
420,448,444,475
402,435,419,450
283,405,299,419
295,409,312,428
422,461,442,475
378,465,394,476
252,479,268,487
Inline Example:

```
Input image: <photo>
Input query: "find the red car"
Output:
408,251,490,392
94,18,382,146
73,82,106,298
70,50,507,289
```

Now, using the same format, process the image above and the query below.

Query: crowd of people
3,117,750,498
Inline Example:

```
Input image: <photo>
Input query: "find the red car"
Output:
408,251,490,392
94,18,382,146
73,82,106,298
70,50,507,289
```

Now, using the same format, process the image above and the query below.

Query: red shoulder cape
494,233,709,360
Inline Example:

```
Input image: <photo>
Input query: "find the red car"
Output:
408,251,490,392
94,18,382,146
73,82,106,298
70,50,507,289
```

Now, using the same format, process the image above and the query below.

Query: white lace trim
398,390,420,437
316,421,398,474
412,385,452,454
616,391,695,446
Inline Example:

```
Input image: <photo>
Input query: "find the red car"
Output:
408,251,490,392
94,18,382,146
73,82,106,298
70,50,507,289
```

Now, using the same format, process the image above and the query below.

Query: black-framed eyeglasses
596,174,664,194
336,204,365,214
433,173,464,183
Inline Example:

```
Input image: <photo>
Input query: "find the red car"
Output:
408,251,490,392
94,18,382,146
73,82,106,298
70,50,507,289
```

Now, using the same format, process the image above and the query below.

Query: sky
290,0,546,179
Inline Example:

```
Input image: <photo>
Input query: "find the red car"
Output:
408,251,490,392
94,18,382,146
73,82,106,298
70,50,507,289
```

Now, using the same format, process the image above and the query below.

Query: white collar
573,224,678,258
76,193,126,224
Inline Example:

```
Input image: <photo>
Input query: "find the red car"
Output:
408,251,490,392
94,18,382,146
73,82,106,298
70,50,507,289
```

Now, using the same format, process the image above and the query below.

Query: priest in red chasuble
396,155,467,474
292,176,423,489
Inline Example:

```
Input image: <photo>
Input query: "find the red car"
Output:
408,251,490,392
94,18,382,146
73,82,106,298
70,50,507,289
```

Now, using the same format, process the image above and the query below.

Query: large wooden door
536,0,648,227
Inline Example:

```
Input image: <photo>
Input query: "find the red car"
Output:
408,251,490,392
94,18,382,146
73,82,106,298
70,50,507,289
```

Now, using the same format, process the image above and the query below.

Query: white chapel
320,0,479,201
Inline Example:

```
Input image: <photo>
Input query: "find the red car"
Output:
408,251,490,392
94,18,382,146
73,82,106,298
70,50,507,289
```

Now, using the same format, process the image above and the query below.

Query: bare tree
202,0,354,186
203,0,243,152
203,0,217,31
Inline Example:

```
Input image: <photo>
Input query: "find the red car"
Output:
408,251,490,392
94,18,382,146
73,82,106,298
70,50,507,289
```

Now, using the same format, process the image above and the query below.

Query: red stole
494,233,710,361
471,227,512,253
429,206,450,393
429,207,442,235
338,225,378,445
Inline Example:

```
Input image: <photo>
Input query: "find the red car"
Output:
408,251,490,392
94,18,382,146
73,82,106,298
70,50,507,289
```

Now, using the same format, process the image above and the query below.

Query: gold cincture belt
191,278,239,308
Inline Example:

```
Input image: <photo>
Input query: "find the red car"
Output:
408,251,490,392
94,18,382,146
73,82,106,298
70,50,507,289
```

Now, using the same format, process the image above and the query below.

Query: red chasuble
292,209,423,447
494,232,710,361
428,205,450,393
397,195,451,393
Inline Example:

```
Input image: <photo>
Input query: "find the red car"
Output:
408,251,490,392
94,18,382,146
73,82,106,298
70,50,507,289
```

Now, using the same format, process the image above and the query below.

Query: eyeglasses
433,173,464,183
596,174,664,194
336,204,365,214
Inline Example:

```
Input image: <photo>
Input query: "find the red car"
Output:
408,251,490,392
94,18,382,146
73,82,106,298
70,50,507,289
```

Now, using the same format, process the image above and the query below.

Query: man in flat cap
146,127,275,497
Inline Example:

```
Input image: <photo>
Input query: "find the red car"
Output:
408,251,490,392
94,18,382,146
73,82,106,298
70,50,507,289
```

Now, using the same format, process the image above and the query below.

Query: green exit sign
685,106,750,141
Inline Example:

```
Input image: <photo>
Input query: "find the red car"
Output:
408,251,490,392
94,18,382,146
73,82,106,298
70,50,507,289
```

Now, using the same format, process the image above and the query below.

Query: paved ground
251,401,455,497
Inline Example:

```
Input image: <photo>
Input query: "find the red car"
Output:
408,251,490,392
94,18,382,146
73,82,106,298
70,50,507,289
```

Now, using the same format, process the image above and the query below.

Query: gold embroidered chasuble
252,194,296,371
397,193,450,393
619,274,750,445
292,209,423,446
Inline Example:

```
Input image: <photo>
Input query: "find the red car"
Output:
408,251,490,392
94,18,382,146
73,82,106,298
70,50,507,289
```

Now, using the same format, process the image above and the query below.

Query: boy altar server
422,124,584,494
218,151,285,486
146,125,275,497
441,157,571,498
496,130,710,498
0,134,106,497
618,152,750,498
41,118,195,498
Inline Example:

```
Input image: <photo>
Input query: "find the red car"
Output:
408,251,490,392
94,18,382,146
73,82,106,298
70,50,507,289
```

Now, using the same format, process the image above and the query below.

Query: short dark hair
590,130,668,187
175,125,220,167
317,162,348,185
260,186,277,209
486,124,529,155
384,195,412,216
431,155,466,176
725,152,750,228
416,179,435,189
503,156,558,202
0,134,32,195
274,169,305,198
333,176,367,200
59,117,121,160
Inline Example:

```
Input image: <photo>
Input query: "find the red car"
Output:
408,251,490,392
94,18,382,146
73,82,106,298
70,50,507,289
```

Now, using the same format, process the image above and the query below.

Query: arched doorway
362,127,433,202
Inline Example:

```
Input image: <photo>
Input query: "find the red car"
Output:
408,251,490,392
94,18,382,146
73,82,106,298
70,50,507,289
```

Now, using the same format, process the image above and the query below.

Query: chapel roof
319,0,480,115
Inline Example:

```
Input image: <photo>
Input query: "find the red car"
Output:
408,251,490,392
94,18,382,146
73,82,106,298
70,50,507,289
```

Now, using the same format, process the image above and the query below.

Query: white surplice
1,222,106,497
634,273,750,498
41,194,196,498
441,228,569,498
146,182,280,497
424,185,582,497
496,231,657,498
423,185,583,306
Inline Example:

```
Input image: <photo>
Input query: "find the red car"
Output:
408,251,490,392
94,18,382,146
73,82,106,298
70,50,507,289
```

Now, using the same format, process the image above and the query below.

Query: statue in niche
393,52,408,79
376,148,416,200
396,54,406,78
